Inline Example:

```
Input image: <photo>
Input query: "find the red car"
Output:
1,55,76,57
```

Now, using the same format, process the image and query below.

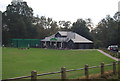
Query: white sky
0,0,119,26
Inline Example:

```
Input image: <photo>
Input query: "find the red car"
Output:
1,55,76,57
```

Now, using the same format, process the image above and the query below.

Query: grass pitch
2,48,115,79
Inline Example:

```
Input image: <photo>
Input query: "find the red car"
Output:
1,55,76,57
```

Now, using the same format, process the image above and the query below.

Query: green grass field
2,48,115,79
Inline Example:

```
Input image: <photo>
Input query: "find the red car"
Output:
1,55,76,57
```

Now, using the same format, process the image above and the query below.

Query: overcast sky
0,0,119,26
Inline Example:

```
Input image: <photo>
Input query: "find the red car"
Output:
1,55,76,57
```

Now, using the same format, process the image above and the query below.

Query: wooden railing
2,61,119,81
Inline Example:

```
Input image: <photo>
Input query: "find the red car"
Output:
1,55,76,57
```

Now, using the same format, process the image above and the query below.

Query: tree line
2,1,120,48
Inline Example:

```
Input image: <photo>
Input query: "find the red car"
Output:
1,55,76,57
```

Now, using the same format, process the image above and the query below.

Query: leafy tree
2,1,36,45
33,16,58,38
113,12,120,46
50,21,59,34
91,14,119,48
71,19,93,40
58,21,71,31
85,18,94,31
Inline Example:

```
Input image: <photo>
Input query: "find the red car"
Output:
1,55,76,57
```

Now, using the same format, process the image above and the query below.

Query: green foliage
91,14,119,48
33,16,59,38
71,19,93,40
2,1,37,45
2,1,59,45
59,20,71,31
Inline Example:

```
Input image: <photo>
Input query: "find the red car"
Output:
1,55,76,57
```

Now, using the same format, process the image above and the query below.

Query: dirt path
97,49,119,61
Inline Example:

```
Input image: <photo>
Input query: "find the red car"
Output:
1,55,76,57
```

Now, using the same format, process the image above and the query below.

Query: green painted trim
50,38,57,41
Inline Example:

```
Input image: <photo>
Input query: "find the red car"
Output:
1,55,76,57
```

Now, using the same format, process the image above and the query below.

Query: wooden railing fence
2,61,119,81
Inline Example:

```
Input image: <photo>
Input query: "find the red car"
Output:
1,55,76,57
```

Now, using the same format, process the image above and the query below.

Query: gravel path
97,49,119,61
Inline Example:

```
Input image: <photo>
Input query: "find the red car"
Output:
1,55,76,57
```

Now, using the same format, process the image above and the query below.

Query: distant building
41,31,93,49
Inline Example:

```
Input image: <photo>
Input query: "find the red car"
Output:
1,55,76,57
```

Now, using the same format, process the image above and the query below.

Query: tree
2,1,36,45
49,21,58,34
113,12,120,46
58,21,71,31
32,16,59,38
91,14,118,48
71,19,93,40
85,18,94,31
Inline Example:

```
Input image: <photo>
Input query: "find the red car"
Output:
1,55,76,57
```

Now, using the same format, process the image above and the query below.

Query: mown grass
2,48,115,79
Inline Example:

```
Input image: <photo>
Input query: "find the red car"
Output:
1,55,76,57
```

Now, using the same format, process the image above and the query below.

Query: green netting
10,39,42,48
